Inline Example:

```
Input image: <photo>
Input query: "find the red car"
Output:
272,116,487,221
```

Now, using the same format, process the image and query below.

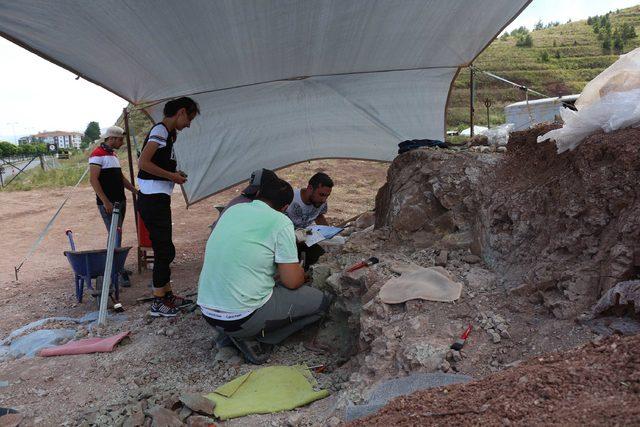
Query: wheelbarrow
63,229,131,306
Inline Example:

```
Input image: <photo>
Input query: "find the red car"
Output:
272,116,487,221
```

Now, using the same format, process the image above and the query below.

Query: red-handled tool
450,324,472,351
346,256,379,273
308,364,326,373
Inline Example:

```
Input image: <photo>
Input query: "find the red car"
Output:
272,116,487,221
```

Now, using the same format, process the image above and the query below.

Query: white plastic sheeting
538,48,640,153
483,123,514,147
0,0,530,203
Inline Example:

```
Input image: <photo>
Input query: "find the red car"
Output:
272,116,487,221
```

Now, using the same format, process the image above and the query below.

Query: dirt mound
479,125,640,318
351,333,640,426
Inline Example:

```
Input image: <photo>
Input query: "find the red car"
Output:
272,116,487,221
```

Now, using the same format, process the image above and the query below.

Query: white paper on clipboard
303,225,344,247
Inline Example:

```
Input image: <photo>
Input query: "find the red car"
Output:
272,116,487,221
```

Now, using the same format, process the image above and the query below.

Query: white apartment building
31,131,83,149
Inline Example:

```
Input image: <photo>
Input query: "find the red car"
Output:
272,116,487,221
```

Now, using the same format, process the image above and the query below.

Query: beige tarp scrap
379,266,462,304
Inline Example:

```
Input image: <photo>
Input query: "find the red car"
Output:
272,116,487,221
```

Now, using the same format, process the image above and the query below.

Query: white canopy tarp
0,0,530,204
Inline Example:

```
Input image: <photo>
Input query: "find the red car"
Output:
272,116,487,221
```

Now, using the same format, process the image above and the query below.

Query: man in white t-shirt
89,125,137,286
285,172,334,268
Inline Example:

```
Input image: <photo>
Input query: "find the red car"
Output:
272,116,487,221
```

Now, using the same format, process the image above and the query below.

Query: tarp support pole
123,108,140,251
469,64,475,137
98,203,120,325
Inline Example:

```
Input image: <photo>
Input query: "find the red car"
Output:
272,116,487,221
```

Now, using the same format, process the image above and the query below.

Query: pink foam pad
39,331,130,357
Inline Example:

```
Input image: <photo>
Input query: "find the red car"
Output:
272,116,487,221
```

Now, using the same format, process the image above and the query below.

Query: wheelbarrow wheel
92,276,114,310
93,276,104,310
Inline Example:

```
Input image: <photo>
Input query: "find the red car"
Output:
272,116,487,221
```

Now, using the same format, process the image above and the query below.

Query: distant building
18,135,44,145
30,131,83,149
504,95,579,131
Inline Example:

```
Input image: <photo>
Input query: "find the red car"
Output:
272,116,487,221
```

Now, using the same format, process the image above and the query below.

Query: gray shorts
224,285,331,345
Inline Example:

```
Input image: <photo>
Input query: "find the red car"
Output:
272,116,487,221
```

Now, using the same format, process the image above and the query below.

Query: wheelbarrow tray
64,247,131,303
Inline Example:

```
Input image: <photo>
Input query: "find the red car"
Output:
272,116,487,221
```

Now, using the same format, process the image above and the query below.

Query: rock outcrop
375,125,640,318
374,148,497,249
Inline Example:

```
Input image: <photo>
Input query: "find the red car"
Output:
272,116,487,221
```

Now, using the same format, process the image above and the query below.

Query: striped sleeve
148,124,169,147
89,151,104,166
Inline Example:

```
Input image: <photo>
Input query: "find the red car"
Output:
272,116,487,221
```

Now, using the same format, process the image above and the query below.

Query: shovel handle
65,229,76,251
346,261,366,272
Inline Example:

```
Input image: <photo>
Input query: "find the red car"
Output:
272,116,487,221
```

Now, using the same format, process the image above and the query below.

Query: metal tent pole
123,108,139,235
469,65,475,137
123,108,141,273
98,202,120,325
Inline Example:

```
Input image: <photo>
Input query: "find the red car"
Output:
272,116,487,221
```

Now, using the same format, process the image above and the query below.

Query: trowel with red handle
451,324,473,351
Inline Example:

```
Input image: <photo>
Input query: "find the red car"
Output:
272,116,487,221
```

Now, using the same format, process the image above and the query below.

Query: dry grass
1,151,89,191
447,5,640,129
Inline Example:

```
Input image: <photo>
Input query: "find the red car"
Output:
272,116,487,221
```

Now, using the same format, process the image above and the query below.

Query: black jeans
138,193,174,289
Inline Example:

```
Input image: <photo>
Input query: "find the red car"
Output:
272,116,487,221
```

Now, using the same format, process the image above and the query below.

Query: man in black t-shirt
137,97,200,317
89,126,137,283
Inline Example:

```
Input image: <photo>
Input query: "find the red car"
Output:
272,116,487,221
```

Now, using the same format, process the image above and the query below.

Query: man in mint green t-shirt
197,177,332,364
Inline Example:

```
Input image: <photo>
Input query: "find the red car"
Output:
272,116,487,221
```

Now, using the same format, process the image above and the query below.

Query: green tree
17,145,32,156
534,20,544,31
613,30,624,51
516,34,533,47
510,26,529,37
621,23,637,40
34,143,47,154
538,50,550,62
599,15,609,29
84,121,101,144
0,141,18,158
602,35,611,50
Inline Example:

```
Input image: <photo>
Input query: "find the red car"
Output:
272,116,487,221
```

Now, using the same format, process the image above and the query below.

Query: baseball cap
99,126,126,141
242,168,278,196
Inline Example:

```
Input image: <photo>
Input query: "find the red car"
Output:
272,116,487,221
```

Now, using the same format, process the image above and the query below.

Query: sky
504,0,639,33
0,36,126,143
0,0,639,143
